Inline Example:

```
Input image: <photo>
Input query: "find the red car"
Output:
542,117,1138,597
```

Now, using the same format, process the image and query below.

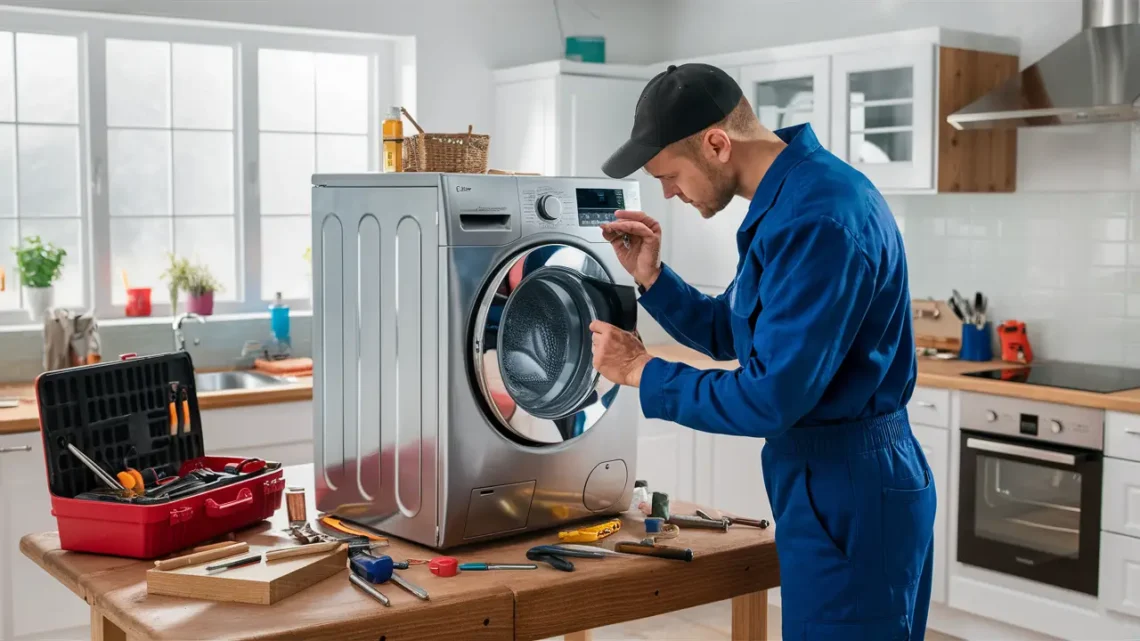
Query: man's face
644,140,736,219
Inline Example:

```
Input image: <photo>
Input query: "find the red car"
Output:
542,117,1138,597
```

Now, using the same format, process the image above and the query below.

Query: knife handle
615,542,694,562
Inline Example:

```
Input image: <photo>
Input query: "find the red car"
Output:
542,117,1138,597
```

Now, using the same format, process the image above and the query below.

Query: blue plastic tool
349,553,394,583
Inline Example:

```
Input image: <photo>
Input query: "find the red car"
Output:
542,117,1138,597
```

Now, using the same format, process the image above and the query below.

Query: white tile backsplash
892,121,1140,367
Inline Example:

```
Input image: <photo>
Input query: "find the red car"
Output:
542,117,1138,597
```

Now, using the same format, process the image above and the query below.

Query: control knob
985,410,998,422
1050,420,1063,434
536,195,562,221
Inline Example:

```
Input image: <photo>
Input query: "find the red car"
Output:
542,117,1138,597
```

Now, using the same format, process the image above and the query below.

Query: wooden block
147,545,347,605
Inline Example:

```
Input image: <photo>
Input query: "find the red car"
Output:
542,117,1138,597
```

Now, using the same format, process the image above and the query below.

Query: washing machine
311,172,641,549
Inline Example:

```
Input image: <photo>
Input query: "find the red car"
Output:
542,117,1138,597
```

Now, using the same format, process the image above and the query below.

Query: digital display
575,188,625,227
1019,413,1039,436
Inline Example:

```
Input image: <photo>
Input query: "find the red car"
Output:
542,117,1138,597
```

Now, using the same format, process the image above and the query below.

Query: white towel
43,309,101,371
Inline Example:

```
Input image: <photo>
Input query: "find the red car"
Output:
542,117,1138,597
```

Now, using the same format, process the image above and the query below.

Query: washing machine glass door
473,244,637,445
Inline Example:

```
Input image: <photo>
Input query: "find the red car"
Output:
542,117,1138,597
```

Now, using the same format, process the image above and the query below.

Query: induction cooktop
962,361,1140,394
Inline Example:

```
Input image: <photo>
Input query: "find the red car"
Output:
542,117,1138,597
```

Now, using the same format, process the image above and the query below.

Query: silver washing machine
311,172,640,549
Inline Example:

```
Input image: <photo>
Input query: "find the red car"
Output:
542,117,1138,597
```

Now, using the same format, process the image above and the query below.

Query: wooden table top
21,465,779,641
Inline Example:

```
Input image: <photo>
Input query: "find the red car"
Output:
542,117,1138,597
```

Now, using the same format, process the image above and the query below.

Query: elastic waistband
765,408,912,458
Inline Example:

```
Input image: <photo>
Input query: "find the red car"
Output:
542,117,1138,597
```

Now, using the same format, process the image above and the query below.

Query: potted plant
185,264,222,316
12,235,66,321
160,253,193,316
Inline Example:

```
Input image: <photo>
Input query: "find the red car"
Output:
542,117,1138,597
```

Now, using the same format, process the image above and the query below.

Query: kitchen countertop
645,343,1140,414
0,374,313,436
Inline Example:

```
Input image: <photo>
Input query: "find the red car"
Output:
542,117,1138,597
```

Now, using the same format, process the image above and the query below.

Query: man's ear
703,129,732,163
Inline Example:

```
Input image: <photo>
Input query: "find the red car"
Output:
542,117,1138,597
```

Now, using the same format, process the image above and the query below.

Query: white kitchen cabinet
1103,457,1140,540
0,431,89,641
831,44,936,192
913,422,950,605
200,401,314,467
908,386,951,429
1101,531,1140,620
741,56,831,148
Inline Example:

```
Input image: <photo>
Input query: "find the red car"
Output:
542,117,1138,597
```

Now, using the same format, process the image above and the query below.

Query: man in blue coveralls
590,63,936,640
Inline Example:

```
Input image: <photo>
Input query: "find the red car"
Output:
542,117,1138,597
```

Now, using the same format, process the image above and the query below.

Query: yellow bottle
382,107,404,173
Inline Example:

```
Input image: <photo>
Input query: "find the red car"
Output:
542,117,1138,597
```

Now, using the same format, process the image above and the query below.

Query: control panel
960,392,1104,451
516,177,639,240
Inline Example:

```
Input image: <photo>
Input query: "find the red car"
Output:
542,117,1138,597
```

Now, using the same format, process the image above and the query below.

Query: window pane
0,124,14,216
110,217,171,305
259,49,315,132
16,33,78,125
109,129,171,216
0,218,17,310
260,133,314,215
261,215,309,300
850,131,913,163
0,32,14,122
317,134,368,173
174,131,232,216
173,43,233,130
849,68,914,103
18,125,79,217
175,217,236,301
315,53,368,135
20,217,81,306
106,39,170,128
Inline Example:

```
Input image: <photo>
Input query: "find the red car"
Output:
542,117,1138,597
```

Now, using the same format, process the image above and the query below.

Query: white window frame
0,6,411,325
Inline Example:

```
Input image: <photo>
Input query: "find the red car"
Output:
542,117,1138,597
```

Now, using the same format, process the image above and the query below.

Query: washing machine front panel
472,243,637,446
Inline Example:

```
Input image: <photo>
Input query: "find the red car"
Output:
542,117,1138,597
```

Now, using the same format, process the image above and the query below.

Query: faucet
173,313,205,351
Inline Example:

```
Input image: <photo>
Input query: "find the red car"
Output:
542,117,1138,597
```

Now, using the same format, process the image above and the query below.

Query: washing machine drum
473,244,636,445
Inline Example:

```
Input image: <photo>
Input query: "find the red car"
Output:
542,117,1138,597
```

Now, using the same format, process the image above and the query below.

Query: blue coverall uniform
637,124,936,640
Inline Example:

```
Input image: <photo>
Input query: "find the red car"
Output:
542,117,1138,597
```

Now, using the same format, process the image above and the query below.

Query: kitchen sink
194,371,295,392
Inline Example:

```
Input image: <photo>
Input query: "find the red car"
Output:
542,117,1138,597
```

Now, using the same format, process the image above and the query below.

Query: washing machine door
472,243,637,445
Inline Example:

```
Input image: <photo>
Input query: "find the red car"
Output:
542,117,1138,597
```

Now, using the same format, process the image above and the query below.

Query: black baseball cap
602,63,744,179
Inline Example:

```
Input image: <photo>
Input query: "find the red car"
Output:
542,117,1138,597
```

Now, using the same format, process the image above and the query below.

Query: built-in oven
957,392,1104,596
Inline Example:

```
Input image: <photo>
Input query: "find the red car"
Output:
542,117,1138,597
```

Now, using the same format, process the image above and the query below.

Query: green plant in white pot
12,236,66,321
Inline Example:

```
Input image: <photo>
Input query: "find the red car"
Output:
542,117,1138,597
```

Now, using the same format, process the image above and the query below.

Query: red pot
125,288,152,317
186,291,214,316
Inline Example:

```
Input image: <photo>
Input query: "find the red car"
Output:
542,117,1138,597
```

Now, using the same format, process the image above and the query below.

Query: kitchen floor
546,602,963,640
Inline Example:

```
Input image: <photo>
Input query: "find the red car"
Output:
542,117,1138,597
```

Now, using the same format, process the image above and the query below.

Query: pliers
525,545,608,572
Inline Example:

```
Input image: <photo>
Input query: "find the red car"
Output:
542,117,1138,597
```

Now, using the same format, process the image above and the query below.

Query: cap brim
601,139,662,179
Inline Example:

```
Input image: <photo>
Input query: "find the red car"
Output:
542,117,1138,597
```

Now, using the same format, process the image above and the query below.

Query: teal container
270,292,290,345
565,36,605,63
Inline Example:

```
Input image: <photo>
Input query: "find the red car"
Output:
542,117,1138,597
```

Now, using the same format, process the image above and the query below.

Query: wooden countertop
0,375,313,436
21,464,778,641
646,343,1140,414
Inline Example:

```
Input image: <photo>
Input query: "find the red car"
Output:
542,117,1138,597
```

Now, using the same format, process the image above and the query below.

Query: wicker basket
401,108,490,174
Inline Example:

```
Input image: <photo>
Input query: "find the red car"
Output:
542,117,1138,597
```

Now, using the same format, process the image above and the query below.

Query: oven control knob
537,195,562,221
985,410,998,422
1050,420,1063,434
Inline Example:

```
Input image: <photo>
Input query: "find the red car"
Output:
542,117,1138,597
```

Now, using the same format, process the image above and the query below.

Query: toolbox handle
205,488,254,518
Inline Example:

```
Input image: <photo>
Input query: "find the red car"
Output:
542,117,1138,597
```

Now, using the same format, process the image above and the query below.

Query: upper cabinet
667,28,1021,194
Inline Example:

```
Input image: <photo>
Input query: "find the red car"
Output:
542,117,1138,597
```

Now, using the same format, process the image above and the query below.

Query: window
0,30,84,312
0,7,404,323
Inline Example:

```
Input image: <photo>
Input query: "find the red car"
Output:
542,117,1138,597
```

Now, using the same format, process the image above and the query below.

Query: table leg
90,607,127,641
731,590,769,641
564,632,593,641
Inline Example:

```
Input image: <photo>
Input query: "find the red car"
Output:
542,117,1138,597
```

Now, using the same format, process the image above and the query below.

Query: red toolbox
35,352,285,559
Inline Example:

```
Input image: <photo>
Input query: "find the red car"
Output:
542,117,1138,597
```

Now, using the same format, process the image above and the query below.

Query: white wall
6,0,668,137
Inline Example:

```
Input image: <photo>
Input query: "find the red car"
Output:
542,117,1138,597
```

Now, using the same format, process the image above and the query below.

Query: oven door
958,430,1102,595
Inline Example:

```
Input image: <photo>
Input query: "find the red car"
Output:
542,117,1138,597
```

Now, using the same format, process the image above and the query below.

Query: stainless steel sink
194,371,295,392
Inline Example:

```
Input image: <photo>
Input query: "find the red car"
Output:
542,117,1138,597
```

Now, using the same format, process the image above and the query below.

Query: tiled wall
888,122,1140,366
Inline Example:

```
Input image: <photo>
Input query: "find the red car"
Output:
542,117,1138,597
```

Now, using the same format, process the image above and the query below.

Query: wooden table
21,465,779,641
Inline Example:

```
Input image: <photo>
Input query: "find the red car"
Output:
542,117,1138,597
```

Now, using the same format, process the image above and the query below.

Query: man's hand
600,211,662,290
590,320,652,387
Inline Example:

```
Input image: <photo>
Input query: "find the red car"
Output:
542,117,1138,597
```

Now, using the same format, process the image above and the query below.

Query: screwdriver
458,563,537,571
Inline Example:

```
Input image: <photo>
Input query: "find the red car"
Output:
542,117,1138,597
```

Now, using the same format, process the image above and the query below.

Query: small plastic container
125,287,152,317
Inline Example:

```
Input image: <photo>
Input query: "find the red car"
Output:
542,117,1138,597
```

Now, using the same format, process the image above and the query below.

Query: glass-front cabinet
740,57,831,149
831,44,935,191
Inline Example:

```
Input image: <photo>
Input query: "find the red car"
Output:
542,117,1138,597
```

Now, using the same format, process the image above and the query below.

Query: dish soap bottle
270,292,290,347
382,107,404,173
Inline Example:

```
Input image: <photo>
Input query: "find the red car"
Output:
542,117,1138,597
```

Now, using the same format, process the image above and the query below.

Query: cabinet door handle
1125,429,1140,437
0,445,32,453
914,401,936,409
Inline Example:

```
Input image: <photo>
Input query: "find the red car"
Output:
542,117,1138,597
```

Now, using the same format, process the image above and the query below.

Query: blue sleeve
638,216,874,438
636,263,737,361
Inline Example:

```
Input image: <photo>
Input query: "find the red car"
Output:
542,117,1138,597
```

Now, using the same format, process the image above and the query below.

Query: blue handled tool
458,562,537,571
349,553,394,583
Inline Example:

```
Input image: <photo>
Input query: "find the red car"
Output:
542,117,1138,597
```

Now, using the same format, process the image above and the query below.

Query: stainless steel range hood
948,0,1140,130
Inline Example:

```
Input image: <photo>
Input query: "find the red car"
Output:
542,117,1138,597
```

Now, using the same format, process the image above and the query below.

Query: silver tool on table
667,514,729,532
349,573,391,607
389,572,429,601
0,398,20,409
66,443,126,491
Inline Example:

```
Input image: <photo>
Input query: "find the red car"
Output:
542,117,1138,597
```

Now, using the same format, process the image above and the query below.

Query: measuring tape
558,518,622,543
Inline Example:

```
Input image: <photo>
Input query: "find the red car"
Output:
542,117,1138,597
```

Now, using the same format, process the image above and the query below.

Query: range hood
948,0,1140,130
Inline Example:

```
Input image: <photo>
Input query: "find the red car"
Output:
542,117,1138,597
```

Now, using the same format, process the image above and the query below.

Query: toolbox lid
35,352,205,499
